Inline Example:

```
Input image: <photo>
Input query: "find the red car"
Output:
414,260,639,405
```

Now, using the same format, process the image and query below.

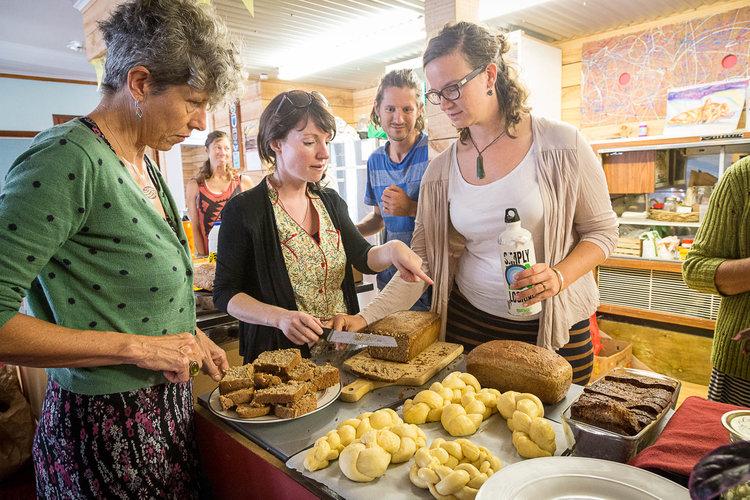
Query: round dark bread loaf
466,340,572,403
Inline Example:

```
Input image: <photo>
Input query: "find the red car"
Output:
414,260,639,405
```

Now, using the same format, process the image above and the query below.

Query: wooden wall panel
601,150,656,194
555,0,750,141
181,145,206,184
352,87,378,127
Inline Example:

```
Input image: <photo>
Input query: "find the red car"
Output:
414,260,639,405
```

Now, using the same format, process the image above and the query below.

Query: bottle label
502,249,541,316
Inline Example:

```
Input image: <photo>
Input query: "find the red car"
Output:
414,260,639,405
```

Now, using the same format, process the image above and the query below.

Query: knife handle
321,327,334,342
340,378,392,402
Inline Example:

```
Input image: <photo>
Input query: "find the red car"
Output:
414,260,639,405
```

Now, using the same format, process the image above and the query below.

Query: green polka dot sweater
0,119,196,395
683,155,750,381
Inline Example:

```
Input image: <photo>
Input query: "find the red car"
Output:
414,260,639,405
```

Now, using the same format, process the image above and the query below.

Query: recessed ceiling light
67,40,84,52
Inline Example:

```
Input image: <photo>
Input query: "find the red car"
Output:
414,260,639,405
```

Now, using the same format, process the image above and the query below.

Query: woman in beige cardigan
336,22,617,384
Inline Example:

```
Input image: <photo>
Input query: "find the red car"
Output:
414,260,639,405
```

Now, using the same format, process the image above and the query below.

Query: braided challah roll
403,383,452,424
338,430,392,482
409,438,502,500
441,372,482,402
440,392,487,437
496,391,556,458
303,408,402,472
337,424,427,482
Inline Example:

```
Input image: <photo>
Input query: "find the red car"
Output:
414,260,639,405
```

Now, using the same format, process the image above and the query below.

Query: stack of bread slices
218,348,339,419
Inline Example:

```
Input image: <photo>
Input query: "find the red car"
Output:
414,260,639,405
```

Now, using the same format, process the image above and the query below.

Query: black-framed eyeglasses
425,66,486,105
273,90,329,116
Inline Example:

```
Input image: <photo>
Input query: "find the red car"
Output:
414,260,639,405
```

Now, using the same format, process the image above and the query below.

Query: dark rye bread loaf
570,372,677,436
466,340,572,403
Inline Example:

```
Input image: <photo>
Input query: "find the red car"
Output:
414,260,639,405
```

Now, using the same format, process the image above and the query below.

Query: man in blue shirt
357,69,431,310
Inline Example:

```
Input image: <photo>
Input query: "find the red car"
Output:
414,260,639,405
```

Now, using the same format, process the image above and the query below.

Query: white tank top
448,143,545,320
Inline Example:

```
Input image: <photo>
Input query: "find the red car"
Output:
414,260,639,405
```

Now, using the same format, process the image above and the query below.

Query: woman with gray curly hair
0,0,242,497
333,21,617,385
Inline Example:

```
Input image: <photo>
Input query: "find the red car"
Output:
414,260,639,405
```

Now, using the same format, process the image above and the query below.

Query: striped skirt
708,368,750,407
446,288,594,385
33,379,200,499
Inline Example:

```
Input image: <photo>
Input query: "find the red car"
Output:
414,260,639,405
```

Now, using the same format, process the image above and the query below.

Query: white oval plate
208,382,341,424
476,456,689,500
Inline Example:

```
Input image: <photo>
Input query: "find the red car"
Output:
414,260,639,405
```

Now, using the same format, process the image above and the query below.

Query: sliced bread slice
236,404,271,418
218,363,254,395
253,381,310,405
253,348,302,376
310,363,340,390
273,392,317,419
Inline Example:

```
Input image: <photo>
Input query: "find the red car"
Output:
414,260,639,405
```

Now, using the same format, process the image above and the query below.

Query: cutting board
340,341,463,402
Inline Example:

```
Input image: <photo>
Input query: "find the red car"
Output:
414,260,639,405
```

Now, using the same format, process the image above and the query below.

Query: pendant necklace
468,128,507,179
121,156,158,200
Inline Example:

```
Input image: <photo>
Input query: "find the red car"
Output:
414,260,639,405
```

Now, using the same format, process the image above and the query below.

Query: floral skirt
33,379,199,499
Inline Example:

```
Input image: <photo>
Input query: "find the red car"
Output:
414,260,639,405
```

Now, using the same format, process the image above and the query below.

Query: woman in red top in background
186,130,253,256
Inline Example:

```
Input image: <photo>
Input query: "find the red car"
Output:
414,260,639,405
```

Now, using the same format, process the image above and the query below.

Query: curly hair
193,130,232,184
423,21,529,141
99,0,243,107
257,91,336,183
370,69,425,133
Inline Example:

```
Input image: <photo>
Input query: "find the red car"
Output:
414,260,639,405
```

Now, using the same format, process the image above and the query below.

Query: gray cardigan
360,117,618,350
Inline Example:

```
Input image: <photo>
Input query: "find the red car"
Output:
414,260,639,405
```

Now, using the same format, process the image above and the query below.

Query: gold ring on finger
189,360,200,377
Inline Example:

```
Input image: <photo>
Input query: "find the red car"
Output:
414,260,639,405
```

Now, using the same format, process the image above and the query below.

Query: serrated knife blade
321,327,398,347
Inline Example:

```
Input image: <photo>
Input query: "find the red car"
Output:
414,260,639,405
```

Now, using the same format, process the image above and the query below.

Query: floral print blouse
269,185,347,320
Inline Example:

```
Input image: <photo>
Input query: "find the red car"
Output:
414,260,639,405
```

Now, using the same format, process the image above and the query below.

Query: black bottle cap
505,208,520,223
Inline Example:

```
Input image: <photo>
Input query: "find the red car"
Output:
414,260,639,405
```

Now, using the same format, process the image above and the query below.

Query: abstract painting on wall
581,7,750,128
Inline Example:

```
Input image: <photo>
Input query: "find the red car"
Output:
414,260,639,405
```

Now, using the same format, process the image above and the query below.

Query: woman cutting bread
212,90,432,363
333,22,618,385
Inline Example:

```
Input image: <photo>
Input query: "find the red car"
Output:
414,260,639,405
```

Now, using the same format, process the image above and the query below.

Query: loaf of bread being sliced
218,363,254,395
366,311,440,363
253,348,302,376
253,381,310,405
236,403,271,418
273,392,317,419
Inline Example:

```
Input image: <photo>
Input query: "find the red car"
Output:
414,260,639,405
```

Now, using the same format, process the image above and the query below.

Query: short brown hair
370,69,425,133
257,91,337,169
194,130,231,184
423,21,529,142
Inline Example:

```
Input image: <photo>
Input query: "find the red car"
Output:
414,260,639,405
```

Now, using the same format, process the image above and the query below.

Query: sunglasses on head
273,90,330,117
425,65,486,105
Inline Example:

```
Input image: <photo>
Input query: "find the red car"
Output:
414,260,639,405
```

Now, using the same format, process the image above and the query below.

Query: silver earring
487,89,494,96
134,101,143,119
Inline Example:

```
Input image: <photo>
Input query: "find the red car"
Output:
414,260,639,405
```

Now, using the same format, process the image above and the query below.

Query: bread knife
321,327,397,348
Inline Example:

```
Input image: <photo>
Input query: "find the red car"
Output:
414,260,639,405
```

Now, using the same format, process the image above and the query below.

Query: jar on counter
664,196,679,212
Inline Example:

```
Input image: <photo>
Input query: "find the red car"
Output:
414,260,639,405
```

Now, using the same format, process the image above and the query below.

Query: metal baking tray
561,367,681,463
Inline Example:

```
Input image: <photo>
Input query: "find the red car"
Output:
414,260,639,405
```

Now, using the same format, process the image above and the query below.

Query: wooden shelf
617,217,701,228
598,304,715,330
603,256,683,273
591,130,750,152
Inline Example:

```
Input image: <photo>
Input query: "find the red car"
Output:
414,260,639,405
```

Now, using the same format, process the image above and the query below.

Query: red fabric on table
629,396,746,476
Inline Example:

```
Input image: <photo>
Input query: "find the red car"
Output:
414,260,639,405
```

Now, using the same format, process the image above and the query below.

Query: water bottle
498,208,541,317
207,220,221,255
